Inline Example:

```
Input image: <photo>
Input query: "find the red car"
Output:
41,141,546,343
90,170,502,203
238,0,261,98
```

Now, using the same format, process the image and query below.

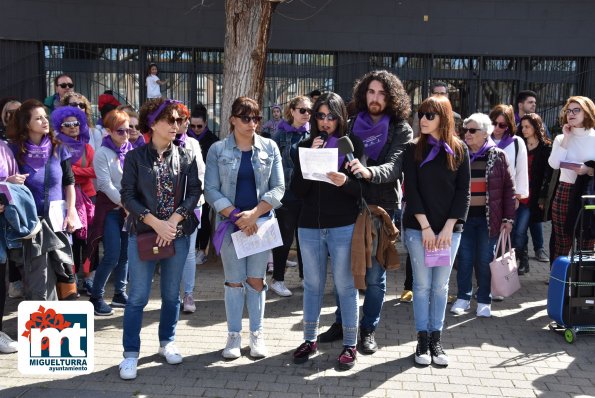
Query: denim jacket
273,122,309,201
0,183,40,263
204,133,285,227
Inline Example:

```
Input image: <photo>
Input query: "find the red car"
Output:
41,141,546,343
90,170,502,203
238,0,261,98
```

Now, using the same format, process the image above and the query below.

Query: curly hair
61,92,94,128
520,113,550,145
50,106,89,137
138,98,178,134
352,70,411,122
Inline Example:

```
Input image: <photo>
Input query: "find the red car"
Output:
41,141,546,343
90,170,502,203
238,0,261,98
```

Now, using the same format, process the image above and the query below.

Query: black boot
414,331,431,366
318,322,343,343
518,247,530,275
359,329,378,354
429,331,449,366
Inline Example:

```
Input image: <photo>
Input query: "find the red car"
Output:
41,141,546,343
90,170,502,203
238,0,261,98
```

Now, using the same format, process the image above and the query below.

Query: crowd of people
1,68,595,379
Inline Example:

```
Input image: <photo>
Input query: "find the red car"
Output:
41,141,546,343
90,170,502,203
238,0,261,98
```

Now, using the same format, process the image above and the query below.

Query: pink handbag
489,230,521,297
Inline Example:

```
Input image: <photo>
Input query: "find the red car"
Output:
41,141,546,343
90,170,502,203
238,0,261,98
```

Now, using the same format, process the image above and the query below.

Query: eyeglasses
462,127,482,134
432,91,447,96
115,128,130,136
166,117,184,126
566,108,582,115
294,107,311,115
190,124,204,130
69,102,86,109
129,124,139,130
492,122,508,129
61,121,80,128
418,112,437,121
314,112,339,121
234,115,262,124
57,83,74,89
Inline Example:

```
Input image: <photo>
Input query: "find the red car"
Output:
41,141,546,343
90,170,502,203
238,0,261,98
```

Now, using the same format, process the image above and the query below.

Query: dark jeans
197,203,212,251
0,262,6,330
403,254,413,291
272,200,303,281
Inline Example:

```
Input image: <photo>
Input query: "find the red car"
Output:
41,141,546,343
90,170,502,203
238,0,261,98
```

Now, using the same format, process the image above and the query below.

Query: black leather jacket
121,143,202,235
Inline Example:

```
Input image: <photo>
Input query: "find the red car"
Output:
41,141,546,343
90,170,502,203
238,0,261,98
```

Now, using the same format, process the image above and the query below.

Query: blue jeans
512,203,544,252
529,222,544,251
91,210,128,299
181,228,198,295
457,217,497,304
219,230,269,333
299,225,359,347
404,228,461,332
122,234,189,358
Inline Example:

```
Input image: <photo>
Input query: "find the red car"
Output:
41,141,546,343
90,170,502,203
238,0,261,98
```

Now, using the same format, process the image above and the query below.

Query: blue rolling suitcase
547,197,595,343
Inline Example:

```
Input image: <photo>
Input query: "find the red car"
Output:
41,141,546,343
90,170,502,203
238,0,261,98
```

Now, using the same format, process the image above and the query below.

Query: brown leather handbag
137,231,175,261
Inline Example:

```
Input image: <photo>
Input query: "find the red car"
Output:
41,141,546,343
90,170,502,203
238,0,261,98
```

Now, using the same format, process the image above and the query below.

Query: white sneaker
450,299,470,315
183,293,196,313
270,280,292,297
119,358,138,380
476,303,492,317
158,342,183,364
492,295,504,302
8,281,24,299
222,332,242,359
0,331,18,354
286,260,298,268
249,331,268,358
196,250,207,265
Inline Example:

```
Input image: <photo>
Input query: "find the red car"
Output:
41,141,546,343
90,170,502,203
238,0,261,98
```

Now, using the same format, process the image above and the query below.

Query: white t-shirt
146,75,161,98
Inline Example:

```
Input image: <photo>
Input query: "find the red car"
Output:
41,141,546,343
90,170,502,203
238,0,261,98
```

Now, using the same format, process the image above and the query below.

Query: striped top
469,154,488,217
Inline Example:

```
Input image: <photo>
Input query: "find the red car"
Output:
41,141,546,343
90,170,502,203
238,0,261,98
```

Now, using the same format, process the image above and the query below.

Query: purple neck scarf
174,132,187,148
24,135,52,171
130,135,146,149
352,112,390,161
420,136,454,168
188,127,208,141
57,133,88,164
469,137,496,163
324,135,346,170
212,208,241,255
278,120,309,134
495,131,515,149
101,135,132,168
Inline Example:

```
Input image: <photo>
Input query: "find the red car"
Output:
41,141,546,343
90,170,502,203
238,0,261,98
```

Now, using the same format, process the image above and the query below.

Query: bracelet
422,225,431,231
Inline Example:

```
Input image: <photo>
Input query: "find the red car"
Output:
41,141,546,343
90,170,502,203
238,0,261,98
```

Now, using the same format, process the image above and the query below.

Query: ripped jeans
219,230,269,333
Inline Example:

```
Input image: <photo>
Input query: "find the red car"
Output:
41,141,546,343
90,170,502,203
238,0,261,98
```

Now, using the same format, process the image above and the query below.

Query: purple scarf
174,132,187,148
495,131,515,149
469,137,496,163
278,120,309,134
57,133,88,164
187,127,208,141
101,135,132,168
420,136,454,168
130,135,146,149
24,135,52,171
352,112,390,161
212,208,241,255
324,135,346,170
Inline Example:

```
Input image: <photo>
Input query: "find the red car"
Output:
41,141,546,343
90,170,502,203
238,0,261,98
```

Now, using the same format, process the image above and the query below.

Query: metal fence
1,39,593,134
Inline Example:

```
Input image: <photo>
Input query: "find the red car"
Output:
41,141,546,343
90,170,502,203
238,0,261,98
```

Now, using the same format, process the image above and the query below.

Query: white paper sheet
231,217,283,259
48,200,82,232
298,147,338,184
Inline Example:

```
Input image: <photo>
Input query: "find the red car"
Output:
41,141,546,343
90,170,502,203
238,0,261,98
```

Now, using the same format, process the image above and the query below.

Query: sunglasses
128,124,139,130
462,127,482,134
166,117,184,125
294,107,311,115
418,112,437,121
61,121,80,128
190,124,204,130
69,102,86,109
566,108,582,115
234,115,262,124
57,83,74,89
492,122,508,129
314,112,339,121
115,128,130,136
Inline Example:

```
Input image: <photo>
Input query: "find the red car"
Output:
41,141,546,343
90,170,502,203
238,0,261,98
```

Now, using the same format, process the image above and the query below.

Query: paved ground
1,224,594,398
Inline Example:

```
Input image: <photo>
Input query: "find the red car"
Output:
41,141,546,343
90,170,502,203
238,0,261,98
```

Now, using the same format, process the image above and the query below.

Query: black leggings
0,262,6,330
197,203,212,251
272,200,303,280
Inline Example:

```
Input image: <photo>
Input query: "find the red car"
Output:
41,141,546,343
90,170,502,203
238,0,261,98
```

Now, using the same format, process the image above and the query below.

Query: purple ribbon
174,132,187,148
420,136,454,168
101,135,132,169
57,133,87,164
496,131,515,149
23,135,52,171
147,99,181,127
469,137,496,163
352,112,390,161
187,127,207,141
277,120,309,134
130,135,146,149
324,135,346,170
212,208,241,255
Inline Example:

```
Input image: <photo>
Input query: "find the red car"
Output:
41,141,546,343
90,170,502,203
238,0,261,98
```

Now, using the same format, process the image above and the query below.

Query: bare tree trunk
220,0,277,138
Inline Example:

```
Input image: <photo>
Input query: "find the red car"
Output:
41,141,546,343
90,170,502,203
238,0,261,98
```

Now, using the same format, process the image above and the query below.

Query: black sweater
402,141,470,233
290,134,365,229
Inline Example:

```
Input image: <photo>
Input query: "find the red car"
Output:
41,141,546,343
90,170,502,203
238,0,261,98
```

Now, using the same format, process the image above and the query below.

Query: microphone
338,136,361,179
318,131,328,148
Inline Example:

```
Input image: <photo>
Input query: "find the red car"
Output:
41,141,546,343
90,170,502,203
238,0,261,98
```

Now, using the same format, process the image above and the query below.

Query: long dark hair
309,92,348,139
414,96,464,171
351,70,411,122
520,113,550,145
